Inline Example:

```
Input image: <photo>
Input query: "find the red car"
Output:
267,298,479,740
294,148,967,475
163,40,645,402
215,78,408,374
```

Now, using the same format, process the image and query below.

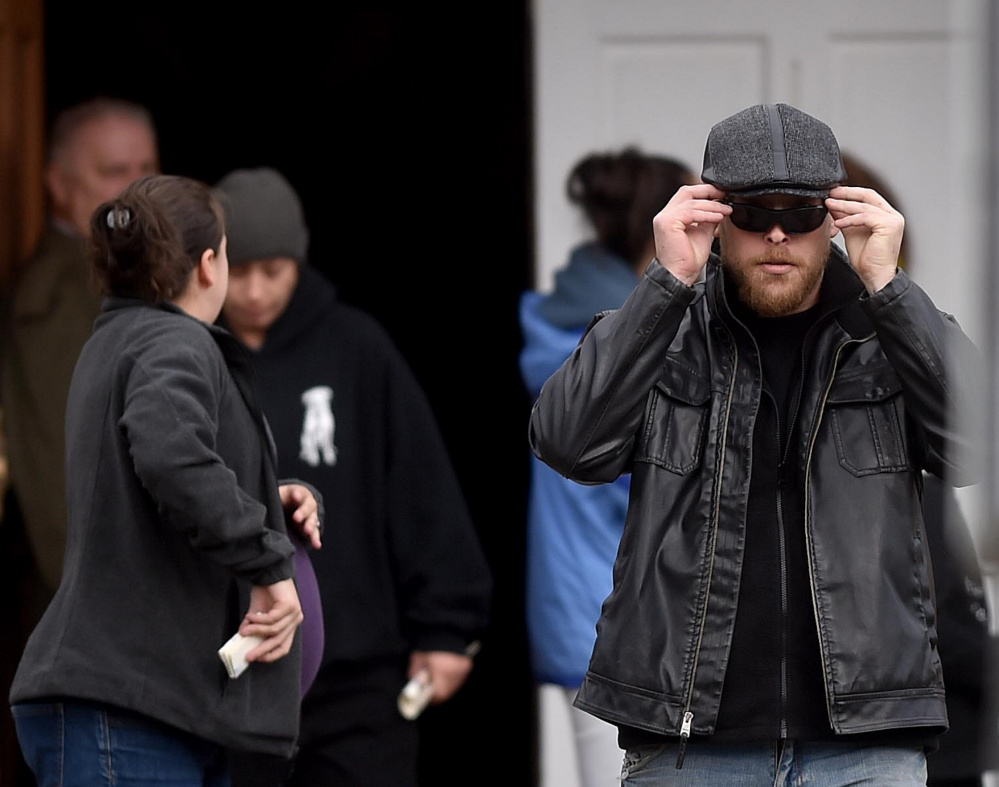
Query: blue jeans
11,700,231,787
620,739,927,786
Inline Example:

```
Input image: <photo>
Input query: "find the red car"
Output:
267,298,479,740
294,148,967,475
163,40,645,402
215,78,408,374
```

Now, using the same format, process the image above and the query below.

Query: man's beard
721,247,829,317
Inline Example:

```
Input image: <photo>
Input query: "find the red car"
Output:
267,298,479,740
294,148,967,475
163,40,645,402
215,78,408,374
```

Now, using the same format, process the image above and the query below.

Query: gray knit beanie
214,167,309,265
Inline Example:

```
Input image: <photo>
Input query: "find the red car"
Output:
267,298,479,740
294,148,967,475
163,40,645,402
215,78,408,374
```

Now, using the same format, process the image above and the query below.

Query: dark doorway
39,2,536,785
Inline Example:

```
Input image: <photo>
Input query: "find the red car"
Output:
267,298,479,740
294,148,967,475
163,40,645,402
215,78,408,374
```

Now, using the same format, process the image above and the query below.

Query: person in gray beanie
213,167,492,787
529,103,985,785
215,167,309,266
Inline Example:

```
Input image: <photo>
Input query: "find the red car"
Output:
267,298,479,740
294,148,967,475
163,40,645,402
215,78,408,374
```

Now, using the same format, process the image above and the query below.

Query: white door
530,3,993,786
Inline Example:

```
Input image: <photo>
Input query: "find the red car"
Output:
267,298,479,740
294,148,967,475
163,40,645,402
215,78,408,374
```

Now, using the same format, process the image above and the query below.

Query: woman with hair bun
520,147,696,787
9,173,323,786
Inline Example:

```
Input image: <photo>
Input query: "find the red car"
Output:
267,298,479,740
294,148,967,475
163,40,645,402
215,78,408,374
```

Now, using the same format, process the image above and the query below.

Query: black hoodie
221,265,492,668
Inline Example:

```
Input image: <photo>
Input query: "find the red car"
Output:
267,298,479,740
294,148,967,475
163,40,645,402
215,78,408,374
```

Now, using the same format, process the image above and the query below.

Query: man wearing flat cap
529,103,984,784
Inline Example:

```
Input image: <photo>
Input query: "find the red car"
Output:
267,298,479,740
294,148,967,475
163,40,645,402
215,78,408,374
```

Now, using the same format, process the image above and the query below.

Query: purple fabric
292,533,324,697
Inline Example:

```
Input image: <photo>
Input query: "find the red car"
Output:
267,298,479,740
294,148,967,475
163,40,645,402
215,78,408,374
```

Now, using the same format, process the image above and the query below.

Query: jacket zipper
675,711,694,768
802,337,866,729
675,329,738,769
774,339,807,740
776,465,789,739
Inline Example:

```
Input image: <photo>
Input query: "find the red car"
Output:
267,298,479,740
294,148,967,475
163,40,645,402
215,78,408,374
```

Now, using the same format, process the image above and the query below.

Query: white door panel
533,0,988,339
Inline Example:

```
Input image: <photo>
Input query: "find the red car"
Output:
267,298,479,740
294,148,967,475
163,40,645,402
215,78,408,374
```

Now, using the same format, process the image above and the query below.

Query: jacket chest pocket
635,364,710,475
826,366,910,475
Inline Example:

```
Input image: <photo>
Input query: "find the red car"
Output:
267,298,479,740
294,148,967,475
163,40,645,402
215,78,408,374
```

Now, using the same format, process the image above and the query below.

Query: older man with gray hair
2,95,159,595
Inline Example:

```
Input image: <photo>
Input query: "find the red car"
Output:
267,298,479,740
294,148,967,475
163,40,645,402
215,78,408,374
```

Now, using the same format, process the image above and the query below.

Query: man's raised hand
826,185,903,293
652,184,730,286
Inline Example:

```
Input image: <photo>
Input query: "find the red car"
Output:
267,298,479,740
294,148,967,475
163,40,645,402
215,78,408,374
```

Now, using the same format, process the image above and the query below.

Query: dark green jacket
1,222,101,592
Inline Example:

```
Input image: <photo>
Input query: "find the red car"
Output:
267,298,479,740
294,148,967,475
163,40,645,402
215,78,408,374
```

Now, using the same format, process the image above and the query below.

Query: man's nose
763,223,789,244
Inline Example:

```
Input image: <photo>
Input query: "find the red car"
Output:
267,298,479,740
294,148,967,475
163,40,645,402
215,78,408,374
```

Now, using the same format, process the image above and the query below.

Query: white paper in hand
218,632,263,679
397,671,434,720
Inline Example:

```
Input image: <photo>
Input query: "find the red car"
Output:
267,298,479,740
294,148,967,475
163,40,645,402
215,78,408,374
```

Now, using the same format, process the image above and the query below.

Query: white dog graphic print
299,385,338,467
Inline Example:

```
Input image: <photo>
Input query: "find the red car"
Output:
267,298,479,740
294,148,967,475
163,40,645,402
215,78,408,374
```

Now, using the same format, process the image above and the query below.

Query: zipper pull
675,711,693,769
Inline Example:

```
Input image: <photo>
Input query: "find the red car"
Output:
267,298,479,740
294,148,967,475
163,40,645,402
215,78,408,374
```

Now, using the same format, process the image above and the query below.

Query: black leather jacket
529,248,983,742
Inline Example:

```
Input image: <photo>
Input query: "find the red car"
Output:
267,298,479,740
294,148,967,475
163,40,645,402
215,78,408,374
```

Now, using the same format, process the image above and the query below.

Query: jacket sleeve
528,258,698,484
860,268,986,487
120,326,295,586
922,473,990,694
380,337,492,654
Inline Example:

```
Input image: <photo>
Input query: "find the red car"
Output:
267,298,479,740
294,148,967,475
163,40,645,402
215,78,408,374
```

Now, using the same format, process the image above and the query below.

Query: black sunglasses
720,200,828,235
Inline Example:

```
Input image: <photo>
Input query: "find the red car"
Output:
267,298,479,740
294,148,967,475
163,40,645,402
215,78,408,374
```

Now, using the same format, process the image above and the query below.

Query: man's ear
198,248,217,287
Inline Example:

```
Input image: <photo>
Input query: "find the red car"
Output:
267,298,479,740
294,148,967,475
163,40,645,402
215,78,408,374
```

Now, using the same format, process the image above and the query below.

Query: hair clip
106,207,131,230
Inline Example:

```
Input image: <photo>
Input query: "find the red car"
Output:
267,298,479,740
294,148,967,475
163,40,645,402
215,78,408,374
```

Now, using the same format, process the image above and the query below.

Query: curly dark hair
566,146,694,267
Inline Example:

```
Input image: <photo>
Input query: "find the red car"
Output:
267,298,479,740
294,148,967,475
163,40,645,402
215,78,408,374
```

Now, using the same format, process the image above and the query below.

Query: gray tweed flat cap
701,103,846,198
214,167,309,266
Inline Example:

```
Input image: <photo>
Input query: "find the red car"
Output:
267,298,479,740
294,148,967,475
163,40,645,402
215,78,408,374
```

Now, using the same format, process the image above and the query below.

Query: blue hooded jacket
519,241,637,686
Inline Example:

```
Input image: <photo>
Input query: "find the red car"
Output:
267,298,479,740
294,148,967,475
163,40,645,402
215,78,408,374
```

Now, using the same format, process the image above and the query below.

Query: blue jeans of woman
11,700,230,787
620,739,927,787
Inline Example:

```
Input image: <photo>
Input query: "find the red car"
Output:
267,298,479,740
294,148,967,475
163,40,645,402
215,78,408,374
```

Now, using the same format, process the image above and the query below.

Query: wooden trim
0,0,44,300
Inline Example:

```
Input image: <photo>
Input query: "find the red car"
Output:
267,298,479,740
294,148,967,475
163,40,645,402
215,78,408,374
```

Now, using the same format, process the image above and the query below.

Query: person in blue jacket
519,147,694,786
